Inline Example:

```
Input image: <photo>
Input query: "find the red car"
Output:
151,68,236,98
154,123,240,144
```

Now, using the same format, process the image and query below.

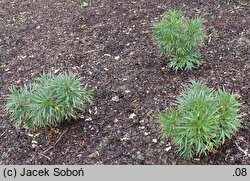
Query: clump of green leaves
80,1,89,9
158,81,242,158
153,9,205,70
6,72,93,129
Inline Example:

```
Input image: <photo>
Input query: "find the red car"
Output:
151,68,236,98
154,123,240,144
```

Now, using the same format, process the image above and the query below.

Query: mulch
0,0,249,164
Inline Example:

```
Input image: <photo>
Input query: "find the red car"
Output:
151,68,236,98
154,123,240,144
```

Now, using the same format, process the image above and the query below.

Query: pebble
152,139,157,143
31,140,38,144
112,96,120,102
27,133,34,137
165,146,172,152
121,137,130,141
104,54,111,57
31,140,38,148
114,56,120,60
129,113,136,119
85,117,92,121
88,151,100,158
125,90,131,93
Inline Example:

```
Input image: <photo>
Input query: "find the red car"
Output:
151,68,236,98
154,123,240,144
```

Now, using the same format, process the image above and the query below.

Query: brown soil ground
0,0,250,164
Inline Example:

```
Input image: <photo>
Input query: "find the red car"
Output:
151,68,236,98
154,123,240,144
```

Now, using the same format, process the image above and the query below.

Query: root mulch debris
0,0,249,164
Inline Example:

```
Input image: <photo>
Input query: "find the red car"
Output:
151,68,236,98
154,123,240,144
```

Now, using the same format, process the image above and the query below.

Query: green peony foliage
153,9,205,70
6,72,93,129
158,81,242,158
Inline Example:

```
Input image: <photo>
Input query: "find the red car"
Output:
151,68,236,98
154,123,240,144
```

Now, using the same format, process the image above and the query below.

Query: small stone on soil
88,151,100,158
165,146,172,152
104,54,112,57
152,139,157,143
31,140,38,144
27,133,34,137
125,90,131,93
114,56,120,60
77,154,82,158
85,117,92,121
112,95,120,102
129,113,136,119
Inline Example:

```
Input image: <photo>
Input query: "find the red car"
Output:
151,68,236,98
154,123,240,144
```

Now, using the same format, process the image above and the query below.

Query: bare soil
0,0,250,164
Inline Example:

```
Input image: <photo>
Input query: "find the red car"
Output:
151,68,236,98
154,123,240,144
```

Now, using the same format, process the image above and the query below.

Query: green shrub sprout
153,9,205,70
6,72,93,129
158,81,242,158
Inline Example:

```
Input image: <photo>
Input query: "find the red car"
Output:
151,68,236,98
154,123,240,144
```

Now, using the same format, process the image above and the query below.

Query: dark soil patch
0,0,249,164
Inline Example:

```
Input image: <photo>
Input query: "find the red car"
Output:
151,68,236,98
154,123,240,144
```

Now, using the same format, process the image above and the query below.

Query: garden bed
0,0,249,164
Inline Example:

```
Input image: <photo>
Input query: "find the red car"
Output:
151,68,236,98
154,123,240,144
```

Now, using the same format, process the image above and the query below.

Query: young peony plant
6,72,93,129
158,81,242,158
153,9,205,71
